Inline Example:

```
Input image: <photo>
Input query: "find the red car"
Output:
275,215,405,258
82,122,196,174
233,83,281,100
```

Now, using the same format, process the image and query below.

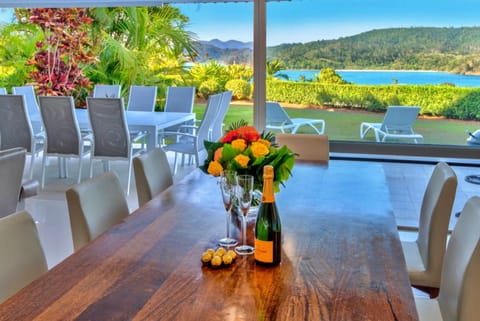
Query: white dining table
31,109,195,151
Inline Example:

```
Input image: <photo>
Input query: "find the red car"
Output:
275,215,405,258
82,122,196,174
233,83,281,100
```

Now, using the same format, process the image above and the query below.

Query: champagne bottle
254,165,281,266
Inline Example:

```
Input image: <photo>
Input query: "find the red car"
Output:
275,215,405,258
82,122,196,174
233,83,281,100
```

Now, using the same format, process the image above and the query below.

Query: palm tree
87,6,198,95
266,59,289,80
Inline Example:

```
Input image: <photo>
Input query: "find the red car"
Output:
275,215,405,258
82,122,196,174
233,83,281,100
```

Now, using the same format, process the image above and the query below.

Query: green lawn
194,103,480,145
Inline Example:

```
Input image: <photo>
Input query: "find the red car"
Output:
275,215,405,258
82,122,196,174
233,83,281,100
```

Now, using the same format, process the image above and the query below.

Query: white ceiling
0,0,284,8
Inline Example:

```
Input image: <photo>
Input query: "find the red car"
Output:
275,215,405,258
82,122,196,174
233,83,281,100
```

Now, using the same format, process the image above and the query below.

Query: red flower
221,126,260,144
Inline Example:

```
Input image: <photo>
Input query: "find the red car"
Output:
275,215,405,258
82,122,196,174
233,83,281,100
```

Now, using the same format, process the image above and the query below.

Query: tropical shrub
225,79,251,100
198,79,222,99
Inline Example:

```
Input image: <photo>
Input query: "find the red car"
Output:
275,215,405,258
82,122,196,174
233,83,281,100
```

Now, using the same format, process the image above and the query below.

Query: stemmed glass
218,170,238,247
235,174,255,255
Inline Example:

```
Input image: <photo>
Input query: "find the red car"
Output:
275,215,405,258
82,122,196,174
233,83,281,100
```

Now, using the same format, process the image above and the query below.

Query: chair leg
77,157,82,184
89,157,94,178
29,153,35,179
41,153,47,189
126,158,132,195
172,152,178,175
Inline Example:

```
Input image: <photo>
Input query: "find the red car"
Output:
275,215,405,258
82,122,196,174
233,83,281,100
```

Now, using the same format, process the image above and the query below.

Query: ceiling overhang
0,0,284,8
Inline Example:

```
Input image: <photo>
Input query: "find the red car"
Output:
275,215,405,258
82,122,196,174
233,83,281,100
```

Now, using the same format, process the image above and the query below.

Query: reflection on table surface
0,160,418,321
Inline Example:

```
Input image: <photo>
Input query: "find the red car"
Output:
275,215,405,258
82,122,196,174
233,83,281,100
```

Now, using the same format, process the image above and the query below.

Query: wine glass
235,174,255,255
218,170,238,247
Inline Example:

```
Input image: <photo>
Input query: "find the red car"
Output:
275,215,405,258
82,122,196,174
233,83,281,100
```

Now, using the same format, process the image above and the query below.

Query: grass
194,103,480,145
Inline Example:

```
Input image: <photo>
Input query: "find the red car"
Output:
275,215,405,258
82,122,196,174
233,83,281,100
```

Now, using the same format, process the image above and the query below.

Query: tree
266,59,289,80
23,8,96,101
314,68,348,84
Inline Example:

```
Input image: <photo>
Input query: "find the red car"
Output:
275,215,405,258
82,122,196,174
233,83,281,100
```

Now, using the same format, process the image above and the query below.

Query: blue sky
173,0,480,46
0,0,478,46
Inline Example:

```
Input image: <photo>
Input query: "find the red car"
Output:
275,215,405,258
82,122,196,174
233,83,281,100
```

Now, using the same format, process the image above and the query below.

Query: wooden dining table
0,160,419,321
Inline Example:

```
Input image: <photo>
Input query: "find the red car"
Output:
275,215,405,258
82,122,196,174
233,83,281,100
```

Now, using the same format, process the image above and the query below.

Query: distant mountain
193,27,480,74
194,39,253,65
267,27,480,73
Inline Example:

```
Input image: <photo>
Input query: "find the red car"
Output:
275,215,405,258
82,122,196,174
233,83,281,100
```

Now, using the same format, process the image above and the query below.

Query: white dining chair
414,196,480,321
126,85,157,112
66,172,130,251
93,84,121,98
163,93,222,174
0,210,48,303
38,96,91,189
401,162,457,296
210,90,233,142
0,95,43,179
86,97,146,194
133,147,173,207
0,148,26,218
12,85,43,136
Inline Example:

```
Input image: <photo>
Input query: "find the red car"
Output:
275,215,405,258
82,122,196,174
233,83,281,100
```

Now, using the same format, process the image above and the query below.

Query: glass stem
242,215,247,246
226,210,231,239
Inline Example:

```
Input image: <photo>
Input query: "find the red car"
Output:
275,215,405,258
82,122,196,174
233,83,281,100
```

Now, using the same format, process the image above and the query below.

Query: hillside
194,27,480,74
267,27,480,73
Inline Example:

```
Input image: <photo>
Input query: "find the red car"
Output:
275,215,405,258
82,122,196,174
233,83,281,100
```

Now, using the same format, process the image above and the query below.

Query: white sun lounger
266,102,325,134
360,106,424,143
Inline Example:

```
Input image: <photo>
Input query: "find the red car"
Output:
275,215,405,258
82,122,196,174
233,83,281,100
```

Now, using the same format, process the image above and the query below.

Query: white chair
0,95,43,179
163,93,222,174
86,97,146,194
0,148,26,218
360,106,424,143
12,85,43,136
126,85,157,112
0,210,48,303
93,84,121,98
38,96,91,189
133,147,173,207
159,86,196,145
401,162,457,296
414,196,480,321
276,133,329,162
66,172,129,251
266,101,325,135
210,91,233,142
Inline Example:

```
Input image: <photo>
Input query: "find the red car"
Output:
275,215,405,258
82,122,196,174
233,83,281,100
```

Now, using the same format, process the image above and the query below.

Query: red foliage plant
25,8,96,100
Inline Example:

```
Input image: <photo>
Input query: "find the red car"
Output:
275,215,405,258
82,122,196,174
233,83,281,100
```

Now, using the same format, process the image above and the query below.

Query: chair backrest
266,102,293,126
0,88,7,95
12,86,40,117
437,196,480,321
66,172,130,251
197,93,223,154
126,85,157,112
93,84,121,98
133,147,173,207
276,133,329,162
381,106,421,133
87,97,130,158
416,162,457,288
0,210,48,303
0,95,35,152
38,96,82,156
210,91,232,142
0,148,26,218
164,86,195,113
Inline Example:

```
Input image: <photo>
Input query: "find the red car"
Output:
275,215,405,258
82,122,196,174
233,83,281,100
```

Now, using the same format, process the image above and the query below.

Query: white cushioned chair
66,171,130,251
0,148,26,218
401,162,457,296
415,196,480,321
0,210,48,303
133,147,173,207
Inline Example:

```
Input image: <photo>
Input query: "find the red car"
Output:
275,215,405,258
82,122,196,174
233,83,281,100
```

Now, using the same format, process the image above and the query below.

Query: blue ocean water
278,70,480,87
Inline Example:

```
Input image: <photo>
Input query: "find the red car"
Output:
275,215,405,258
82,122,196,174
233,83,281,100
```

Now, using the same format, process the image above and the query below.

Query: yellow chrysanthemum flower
257,139,271,148
231,139,247,151
234,154,250,168
207,160,223,176
251,141,270,158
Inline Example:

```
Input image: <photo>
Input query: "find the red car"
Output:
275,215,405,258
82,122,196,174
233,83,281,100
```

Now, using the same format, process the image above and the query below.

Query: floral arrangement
200,121,296,192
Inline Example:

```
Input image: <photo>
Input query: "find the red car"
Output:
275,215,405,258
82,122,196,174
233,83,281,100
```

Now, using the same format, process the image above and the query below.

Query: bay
278,70,480,87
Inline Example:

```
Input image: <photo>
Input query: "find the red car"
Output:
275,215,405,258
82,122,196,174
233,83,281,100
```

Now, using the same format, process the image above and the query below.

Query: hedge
265,80,480,120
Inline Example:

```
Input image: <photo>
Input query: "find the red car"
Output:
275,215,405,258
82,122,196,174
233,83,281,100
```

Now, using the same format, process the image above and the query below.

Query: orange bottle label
254,238,273,263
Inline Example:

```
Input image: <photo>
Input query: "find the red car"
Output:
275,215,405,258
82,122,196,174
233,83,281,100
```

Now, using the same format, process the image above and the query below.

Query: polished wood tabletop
0,160,418,321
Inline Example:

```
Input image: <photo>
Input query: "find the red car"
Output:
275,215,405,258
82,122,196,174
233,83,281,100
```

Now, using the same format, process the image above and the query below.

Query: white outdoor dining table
31,109,195,151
